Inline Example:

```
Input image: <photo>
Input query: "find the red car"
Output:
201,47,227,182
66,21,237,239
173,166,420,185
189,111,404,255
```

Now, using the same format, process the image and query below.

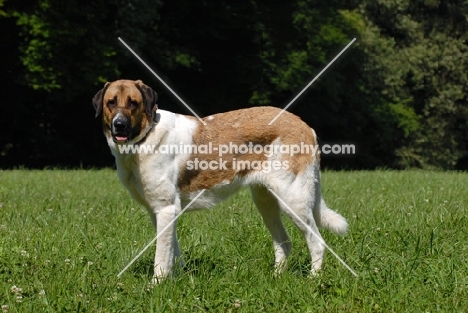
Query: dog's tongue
115,136,128,142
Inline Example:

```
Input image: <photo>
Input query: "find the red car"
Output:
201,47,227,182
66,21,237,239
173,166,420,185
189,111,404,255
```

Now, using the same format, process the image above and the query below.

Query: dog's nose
113,118,127,130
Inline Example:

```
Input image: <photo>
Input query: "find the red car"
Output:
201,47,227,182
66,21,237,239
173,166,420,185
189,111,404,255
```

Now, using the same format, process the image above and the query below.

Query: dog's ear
135,80,158,116
92,82,110,118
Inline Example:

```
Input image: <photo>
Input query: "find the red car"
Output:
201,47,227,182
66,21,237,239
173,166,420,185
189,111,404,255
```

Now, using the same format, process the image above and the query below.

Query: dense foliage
1,0,467,169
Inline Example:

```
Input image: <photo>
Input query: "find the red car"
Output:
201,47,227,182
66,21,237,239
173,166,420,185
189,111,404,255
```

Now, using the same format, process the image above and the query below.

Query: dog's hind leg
271,163,326,276
281,200,325,276
250,185,292,274
174,233,185,270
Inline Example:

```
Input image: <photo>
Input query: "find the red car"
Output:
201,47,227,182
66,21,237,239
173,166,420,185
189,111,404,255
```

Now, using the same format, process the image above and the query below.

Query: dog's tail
315,198,348,235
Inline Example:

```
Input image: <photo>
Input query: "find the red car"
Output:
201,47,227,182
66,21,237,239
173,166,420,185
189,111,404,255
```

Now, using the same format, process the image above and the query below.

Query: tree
3,0,468,169
2,0,200,167
359,0,468,169
250,0,401,168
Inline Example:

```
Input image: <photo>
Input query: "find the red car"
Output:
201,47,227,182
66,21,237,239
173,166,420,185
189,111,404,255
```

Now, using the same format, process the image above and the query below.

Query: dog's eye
107,100,116,108
129,100,138,109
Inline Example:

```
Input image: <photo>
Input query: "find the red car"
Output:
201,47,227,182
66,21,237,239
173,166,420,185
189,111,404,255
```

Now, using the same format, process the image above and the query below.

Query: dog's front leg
152,203,180,284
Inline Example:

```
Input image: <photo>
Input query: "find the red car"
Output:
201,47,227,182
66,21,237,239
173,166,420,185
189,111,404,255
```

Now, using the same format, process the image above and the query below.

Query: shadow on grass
288,256,313,277
131,257,153,278
130,254,219,279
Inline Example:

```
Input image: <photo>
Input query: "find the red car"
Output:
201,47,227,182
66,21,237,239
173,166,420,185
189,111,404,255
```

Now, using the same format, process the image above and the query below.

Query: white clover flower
10,285,23,295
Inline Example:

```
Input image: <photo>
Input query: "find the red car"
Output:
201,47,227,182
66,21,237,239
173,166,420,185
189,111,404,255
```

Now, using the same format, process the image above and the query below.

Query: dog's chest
115,151,179,208
115,154,150,207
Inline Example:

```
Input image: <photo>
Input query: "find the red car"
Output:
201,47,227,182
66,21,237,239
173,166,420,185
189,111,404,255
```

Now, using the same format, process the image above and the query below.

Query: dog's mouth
112,133,130,143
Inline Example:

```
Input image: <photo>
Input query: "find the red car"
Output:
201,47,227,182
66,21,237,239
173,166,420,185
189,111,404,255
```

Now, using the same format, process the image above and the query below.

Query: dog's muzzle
111,113,131,143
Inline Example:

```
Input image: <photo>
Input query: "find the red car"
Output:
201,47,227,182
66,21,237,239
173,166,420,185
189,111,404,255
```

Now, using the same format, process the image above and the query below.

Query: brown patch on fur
177,107,317,193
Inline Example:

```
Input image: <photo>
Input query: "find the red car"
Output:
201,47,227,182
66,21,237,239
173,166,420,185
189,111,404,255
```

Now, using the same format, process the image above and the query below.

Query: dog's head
93,80,158,144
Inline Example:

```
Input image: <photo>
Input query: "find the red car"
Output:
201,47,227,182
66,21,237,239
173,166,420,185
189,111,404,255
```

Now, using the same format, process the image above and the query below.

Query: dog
93,79,348,283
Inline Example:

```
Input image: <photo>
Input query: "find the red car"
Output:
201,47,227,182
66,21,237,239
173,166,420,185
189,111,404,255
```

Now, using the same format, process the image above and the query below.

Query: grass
0,169,467,312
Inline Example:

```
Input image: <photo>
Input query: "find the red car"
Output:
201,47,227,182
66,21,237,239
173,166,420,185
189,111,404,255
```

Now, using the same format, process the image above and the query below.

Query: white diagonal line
268,38,356,125
117,189,206,277
118,37,207,126
268,188,358,277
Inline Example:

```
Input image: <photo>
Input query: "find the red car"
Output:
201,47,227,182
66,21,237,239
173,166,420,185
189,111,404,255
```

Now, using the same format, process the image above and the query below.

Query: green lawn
0,170,467,312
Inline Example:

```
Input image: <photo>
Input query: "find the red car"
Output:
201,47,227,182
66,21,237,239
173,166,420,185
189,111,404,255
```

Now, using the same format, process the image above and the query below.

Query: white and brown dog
93,79,348,282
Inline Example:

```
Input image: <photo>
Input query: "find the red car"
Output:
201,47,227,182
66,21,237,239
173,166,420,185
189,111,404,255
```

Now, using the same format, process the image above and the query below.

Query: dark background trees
1,0,467,169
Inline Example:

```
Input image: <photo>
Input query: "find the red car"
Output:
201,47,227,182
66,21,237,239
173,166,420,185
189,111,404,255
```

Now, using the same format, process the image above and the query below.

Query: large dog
93,79,348,283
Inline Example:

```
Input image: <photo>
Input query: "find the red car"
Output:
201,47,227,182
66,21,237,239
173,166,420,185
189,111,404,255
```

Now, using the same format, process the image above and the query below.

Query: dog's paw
151,275,166,285
309,268,322,278
273,261,288,277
